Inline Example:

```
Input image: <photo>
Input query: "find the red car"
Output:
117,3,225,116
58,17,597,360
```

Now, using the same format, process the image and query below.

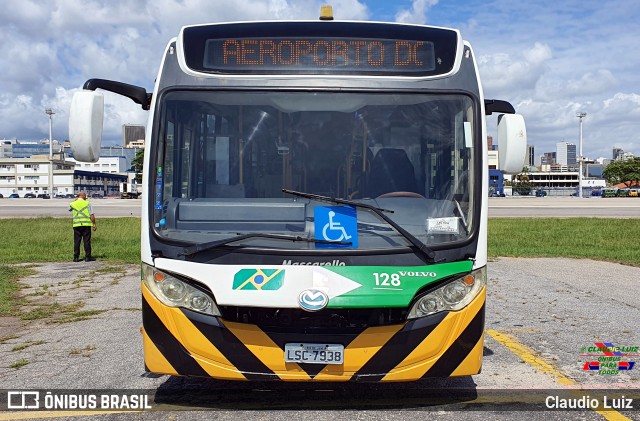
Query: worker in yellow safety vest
69,191,97,262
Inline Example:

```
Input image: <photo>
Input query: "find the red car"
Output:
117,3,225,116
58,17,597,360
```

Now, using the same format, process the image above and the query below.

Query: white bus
70,9,526,382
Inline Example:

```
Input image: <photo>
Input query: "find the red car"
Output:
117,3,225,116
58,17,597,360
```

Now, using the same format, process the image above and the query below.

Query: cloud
536,70,618,100
0,0,372,144
0,0,638,159
478,42,552,99
395,0,438,24
509,92,640,160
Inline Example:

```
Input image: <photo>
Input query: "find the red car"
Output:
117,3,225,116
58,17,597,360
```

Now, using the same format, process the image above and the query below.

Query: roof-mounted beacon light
320,5,334,20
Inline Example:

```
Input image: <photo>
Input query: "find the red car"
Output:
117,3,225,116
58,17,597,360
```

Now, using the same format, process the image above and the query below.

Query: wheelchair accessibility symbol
314,206,357,248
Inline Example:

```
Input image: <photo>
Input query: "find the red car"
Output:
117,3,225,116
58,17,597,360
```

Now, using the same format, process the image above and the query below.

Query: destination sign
202,37,436,75
181,22,458,76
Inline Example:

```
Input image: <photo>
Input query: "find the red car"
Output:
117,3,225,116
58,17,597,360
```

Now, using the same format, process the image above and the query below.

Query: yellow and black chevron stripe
142,283,485,382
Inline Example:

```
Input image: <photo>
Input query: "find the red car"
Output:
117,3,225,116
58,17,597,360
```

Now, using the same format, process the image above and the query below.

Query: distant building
610,148,635,161
516,171,605,196
556,142,576,166
0,156,128,198
0,140,13,158
527,144,535,166
586,164,605,178
488,169,504,196
488,150,498,169
541,152,556,166
0,139,64,159
122,124,145,148
0,156,75,197
63,145,143,173
66,156,128,174
621,151,636,161
73,170,127,197
613,147,624,161
0,138,142,197
128,139,145,148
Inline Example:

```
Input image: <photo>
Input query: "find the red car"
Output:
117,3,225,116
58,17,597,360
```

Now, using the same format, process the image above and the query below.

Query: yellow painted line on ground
0,410,135,420
486,329,632,421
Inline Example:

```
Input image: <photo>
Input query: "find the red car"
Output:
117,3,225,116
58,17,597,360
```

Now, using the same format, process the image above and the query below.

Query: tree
512,166,533,195
130,149,144,183
603,157,640,188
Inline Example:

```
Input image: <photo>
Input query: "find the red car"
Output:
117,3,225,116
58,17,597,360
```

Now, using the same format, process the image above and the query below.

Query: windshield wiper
282,189,438,263
453,199,470,235
181,232,351,257
282,189,394,213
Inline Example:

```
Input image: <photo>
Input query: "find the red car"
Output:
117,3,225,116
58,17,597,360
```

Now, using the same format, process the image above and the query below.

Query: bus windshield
153,90,477,251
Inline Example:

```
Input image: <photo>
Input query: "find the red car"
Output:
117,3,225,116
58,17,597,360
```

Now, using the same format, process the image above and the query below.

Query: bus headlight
160,278,188,301
407,267,486,319
142,263,221,316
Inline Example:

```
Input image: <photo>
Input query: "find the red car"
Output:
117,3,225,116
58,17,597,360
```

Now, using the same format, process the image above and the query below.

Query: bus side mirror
497,114,527,174
69,90,104,162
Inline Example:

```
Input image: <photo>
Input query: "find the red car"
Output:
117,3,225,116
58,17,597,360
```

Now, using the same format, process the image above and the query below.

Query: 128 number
373,273,401,287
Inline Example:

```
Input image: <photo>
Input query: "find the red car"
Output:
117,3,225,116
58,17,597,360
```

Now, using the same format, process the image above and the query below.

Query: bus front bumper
142,283,485,382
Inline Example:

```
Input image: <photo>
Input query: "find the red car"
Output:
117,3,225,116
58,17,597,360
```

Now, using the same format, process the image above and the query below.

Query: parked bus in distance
601,189,616,198
69,8,526,382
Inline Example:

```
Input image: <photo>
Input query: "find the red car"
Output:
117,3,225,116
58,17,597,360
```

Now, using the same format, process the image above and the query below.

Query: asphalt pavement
0,196,638,419
0,258,638,420
0,196,639,218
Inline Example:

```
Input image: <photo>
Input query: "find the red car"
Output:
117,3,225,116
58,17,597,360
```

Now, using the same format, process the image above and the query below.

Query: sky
1,0,639,161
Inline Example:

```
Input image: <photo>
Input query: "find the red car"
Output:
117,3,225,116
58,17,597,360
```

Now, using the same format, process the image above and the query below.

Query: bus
69,8,526,382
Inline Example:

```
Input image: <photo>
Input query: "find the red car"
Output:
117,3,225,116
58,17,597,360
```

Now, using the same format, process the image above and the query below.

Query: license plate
284,343,344,365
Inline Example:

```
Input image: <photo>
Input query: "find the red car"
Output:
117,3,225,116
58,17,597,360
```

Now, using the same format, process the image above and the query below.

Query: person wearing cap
69,191,97,262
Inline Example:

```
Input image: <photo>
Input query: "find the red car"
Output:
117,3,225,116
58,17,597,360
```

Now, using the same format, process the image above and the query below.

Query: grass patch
19,302,105,323
0,334,19,343
92,266,127,274
488,218,640,266
11,340,45,352
9,358,29,369
0,217,140,264
0,218,638,320
70,345,96,357
51,309,106,324
0,265,38,316
20,305,56,321
0,216,637,266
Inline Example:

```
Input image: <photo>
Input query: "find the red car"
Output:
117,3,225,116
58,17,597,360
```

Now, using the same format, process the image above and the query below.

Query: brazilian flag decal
233,269,285,290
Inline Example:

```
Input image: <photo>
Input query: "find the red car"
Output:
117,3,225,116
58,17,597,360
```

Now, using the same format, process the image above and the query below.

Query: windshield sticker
426,217,460,235
314,206,358,248
154,166,163,211
464,121,473,148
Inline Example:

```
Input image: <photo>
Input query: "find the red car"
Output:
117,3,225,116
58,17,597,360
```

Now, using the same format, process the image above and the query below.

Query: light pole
576,111,587,198
45,108,55,197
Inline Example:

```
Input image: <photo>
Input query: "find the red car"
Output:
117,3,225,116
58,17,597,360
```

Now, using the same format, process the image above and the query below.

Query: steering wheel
376,191,426,199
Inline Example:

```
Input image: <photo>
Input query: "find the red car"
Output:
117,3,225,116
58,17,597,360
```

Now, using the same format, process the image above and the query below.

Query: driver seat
367,148,418,198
